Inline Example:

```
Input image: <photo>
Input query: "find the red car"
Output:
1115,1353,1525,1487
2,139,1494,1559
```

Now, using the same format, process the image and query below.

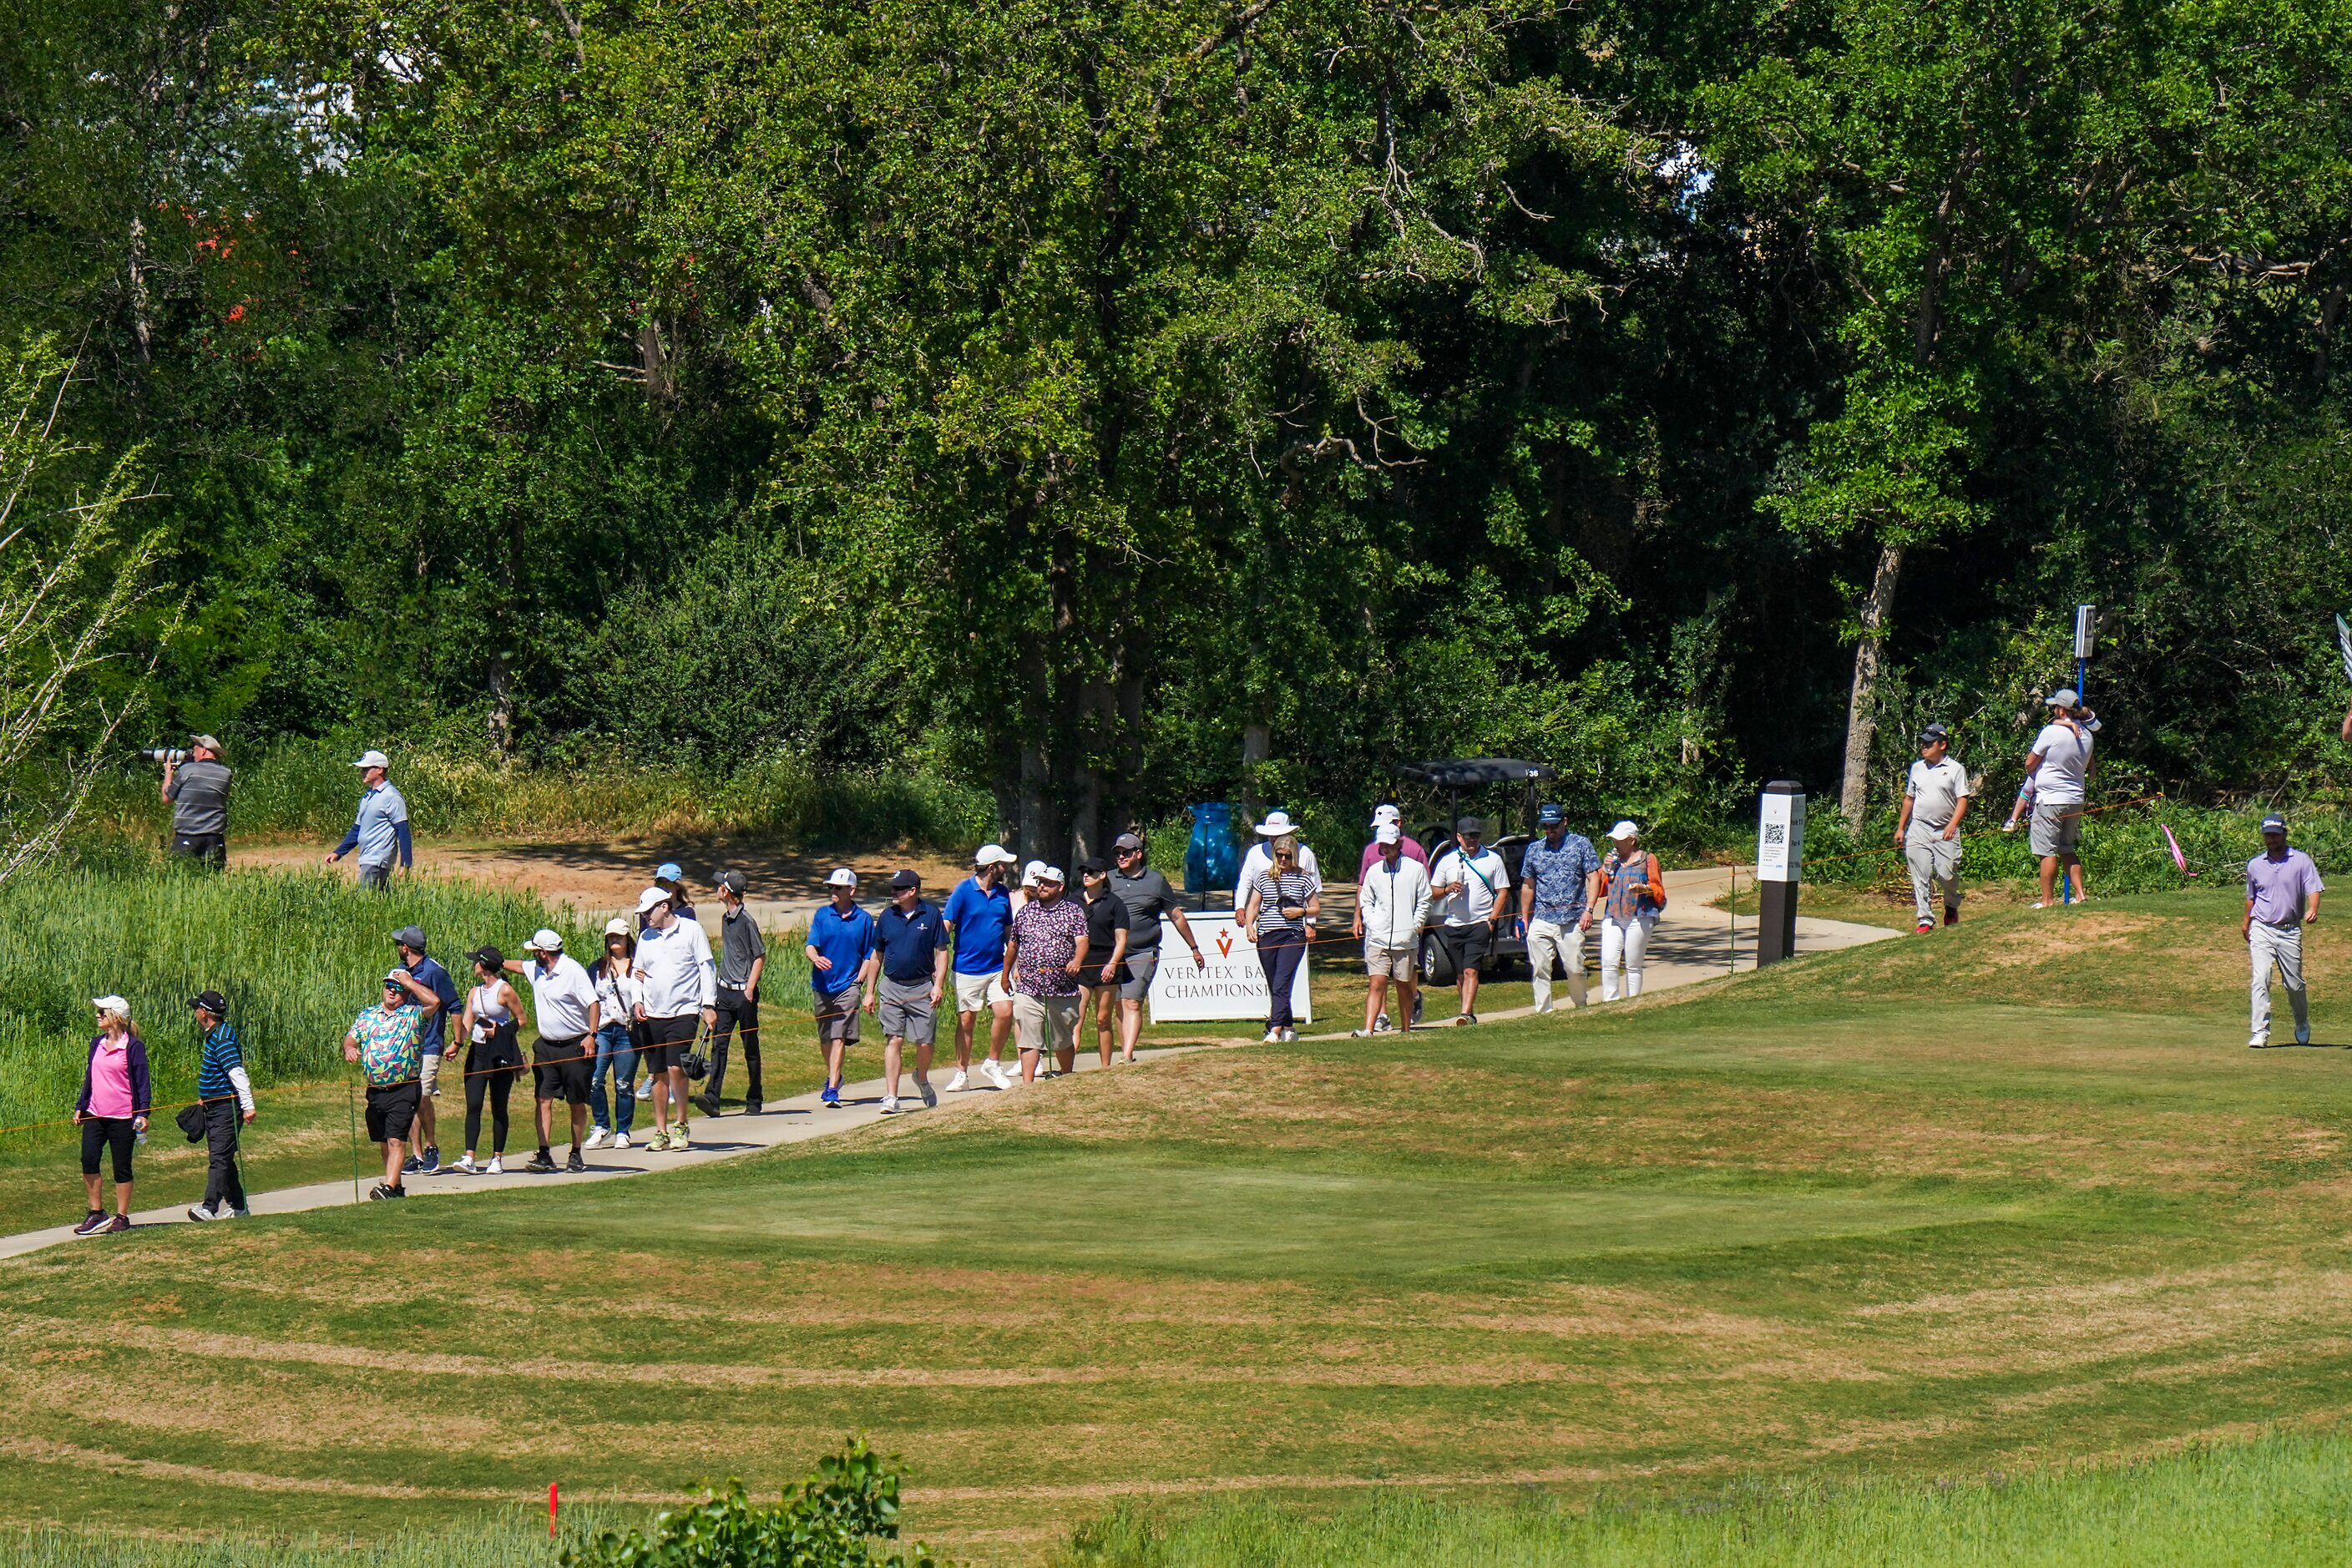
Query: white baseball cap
1371,804,1401,827
602,917,630,937
1038,864,1066,885
635,884,673,913
825,867,857,888
1021,859,1045,888
1255,810,1299,837
1375,823,1401,845
91,994,130,1016
1609,819,1640,842
352,749,390,770
974,842,1018,867
524,928,564,953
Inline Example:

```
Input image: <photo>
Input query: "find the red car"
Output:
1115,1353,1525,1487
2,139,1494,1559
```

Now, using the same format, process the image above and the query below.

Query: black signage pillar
1756,780,1805,966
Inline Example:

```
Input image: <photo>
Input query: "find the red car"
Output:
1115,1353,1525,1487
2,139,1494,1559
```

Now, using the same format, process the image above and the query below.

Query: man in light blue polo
2245,813,2324,1049
326,749,412,890
1517,804,1600,1012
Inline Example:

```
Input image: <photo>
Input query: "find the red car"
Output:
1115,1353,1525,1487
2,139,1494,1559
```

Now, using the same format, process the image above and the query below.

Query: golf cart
1393,757,1559,987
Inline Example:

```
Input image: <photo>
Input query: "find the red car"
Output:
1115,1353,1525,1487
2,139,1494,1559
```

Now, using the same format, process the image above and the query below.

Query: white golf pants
1598,913,1657,1001
2250,920,2309,1042
1528,918,1586,1011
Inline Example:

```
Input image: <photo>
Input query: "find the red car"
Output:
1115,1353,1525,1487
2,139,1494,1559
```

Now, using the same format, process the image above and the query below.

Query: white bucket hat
1255,810,1299,837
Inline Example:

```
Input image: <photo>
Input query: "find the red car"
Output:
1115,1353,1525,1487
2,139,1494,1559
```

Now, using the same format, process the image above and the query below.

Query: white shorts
953,970,1011,1015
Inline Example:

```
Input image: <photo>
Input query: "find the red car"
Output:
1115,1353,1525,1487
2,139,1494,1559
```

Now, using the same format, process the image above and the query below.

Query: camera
141,747,190,766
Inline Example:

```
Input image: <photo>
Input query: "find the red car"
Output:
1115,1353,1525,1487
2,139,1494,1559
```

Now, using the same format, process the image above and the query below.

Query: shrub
561,1440,935,1568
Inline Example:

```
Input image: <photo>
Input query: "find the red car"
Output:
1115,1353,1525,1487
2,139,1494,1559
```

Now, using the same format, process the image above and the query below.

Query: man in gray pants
698,869,766,1116
2244,813,2324,1048
1895,722,1972,934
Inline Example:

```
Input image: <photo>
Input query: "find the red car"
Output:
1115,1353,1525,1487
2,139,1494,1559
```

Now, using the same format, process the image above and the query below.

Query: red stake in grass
549,1482,559,1539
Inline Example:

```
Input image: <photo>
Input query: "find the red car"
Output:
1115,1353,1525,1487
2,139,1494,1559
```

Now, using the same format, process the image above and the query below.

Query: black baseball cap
888,868,921,889
1078,856,1108,876
714,868,747,894
1457,816,1485,834
188,989,229,1015
467,944,505,970
1918,722,1950,745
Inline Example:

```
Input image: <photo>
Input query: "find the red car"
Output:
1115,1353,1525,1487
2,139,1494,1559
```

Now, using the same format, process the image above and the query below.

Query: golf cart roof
1397,758,1559,788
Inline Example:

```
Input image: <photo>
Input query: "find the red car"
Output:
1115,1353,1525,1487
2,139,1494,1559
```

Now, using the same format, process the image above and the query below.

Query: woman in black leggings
451,947,529,1174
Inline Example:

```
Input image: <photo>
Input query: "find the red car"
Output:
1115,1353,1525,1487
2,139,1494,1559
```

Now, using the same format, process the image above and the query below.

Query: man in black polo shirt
160,736,233,868
1108,832,1203,1065
697,869,766,1117
872,870,946,1113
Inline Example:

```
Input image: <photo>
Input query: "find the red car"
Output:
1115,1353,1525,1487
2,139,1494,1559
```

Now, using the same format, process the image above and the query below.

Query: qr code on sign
1763,823,1785,846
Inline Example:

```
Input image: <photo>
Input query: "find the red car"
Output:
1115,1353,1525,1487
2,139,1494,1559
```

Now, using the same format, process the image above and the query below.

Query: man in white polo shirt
631,884,716,1152
2023,690,2095,908
506,930,600,1172
1895,722,1973,934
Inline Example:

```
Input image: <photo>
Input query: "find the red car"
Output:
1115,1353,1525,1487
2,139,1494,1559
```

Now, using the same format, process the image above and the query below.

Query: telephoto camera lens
140,747,190,765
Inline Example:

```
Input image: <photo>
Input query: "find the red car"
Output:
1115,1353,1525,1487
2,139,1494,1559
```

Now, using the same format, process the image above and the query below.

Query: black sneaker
694,1092,722,1119
367,1181,406,1201
744,1100,762,1116
566,1150,587,1173
72,1210,106,1237
524,1150,559,1174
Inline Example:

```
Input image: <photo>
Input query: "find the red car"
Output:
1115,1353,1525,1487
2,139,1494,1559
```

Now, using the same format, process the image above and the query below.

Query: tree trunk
1239,719,1271,831
1839,542,1904,830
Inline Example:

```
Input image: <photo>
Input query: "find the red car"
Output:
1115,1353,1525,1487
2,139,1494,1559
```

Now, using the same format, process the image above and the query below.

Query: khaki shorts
1012,992,1079,1055
418,1051,443,1095
953,970,1011,1015
2030,802,2082,857
1365,943,1416,983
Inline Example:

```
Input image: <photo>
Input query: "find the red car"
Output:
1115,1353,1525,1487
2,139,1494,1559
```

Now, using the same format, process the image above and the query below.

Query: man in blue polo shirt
806,867,878,1107
1516,805,1601,1013
943,843,1019,1092
392,924,462,1175
326,750,411,889
872,869,948,1114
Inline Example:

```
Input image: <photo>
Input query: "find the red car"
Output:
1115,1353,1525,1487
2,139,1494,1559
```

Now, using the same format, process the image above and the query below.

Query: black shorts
1442,922,1495,969
80,1116,137,1182
640,1013,701,1072
170,831,226,868
533,1035,592,1103
365,1082,421,1143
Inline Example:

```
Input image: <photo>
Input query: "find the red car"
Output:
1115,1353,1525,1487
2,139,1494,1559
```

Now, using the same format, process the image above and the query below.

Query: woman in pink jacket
73,996,152,1237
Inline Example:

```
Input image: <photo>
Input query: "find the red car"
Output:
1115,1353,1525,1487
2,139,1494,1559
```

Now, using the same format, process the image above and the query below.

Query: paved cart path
1,867,1890,1262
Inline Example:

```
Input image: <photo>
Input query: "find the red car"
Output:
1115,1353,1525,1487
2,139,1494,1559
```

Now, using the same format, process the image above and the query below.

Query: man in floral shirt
341,968,443,1201
1002,865,1090,1083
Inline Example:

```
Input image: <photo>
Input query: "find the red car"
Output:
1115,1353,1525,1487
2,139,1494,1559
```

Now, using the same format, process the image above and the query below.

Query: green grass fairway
5,890,2350,1560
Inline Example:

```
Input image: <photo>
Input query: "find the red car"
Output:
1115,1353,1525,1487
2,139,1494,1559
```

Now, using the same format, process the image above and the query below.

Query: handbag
175,1101,208,1142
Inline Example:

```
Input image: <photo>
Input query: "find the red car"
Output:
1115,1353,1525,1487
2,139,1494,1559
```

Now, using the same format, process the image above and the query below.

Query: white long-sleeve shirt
1358,853,1433,949
633,918,716,1018
1234,841,1321,902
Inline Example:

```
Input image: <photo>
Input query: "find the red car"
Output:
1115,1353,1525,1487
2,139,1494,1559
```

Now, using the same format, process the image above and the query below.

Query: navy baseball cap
2261,814,2287,833
1536,803,1565,826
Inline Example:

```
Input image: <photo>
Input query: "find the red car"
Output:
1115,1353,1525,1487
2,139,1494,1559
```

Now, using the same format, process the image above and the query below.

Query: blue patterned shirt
1521,832,1600,923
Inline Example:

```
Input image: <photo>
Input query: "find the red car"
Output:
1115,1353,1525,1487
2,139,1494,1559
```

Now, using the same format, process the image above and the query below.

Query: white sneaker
584,1127,610,1151
451,1154,479,1175
944,1069,969,1093
879,1095,901,1115
485,1155,504,1174
983,1059,1012,1089
2249,1033,2270,1049
1262,1029,1281,1044
1281,1027,1297,1043
611,1130,631,1150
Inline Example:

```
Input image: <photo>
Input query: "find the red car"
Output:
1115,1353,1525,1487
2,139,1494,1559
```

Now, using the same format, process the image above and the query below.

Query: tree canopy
6,0,2349,847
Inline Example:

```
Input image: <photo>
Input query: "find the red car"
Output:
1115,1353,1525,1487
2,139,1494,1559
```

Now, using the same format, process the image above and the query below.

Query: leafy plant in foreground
561,1440,937,1568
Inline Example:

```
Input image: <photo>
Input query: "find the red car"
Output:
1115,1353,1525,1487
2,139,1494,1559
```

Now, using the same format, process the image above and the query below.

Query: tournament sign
1147,914,1313,1024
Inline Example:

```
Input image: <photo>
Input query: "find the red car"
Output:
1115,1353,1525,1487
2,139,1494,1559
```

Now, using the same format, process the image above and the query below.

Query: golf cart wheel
1419,929,1457,989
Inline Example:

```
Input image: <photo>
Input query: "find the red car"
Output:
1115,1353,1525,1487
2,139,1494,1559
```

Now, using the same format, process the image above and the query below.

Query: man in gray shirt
160,736,232,868
1107,832,1205,1065
326,749,412,889
698,869,767,1117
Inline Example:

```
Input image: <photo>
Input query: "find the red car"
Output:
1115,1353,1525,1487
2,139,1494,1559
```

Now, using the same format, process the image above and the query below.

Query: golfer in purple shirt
2243,813,2324,1048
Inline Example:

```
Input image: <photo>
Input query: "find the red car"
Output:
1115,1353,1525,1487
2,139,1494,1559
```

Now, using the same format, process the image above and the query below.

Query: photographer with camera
156,736,231,868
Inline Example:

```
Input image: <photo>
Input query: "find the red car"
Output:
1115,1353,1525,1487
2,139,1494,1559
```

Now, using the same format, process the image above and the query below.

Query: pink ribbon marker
2162,824,2198,877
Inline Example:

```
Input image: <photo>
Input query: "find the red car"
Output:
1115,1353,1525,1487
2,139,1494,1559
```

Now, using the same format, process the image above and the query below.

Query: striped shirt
198,1019,255,1113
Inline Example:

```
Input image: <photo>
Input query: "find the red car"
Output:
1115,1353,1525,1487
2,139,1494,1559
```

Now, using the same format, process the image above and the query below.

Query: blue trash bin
1185,802,1238,896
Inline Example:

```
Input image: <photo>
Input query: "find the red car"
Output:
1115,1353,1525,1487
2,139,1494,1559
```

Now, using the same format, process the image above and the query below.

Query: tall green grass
0,1506,630,1568
83,741,997,850
0,866,579,1142
1798,799,2352,894
1063,1428,2352,1567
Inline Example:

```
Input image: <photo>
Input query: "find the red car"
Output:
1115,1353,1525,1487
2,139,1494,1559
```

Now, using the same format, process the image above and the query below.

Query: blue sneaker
821,1082,842,1107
